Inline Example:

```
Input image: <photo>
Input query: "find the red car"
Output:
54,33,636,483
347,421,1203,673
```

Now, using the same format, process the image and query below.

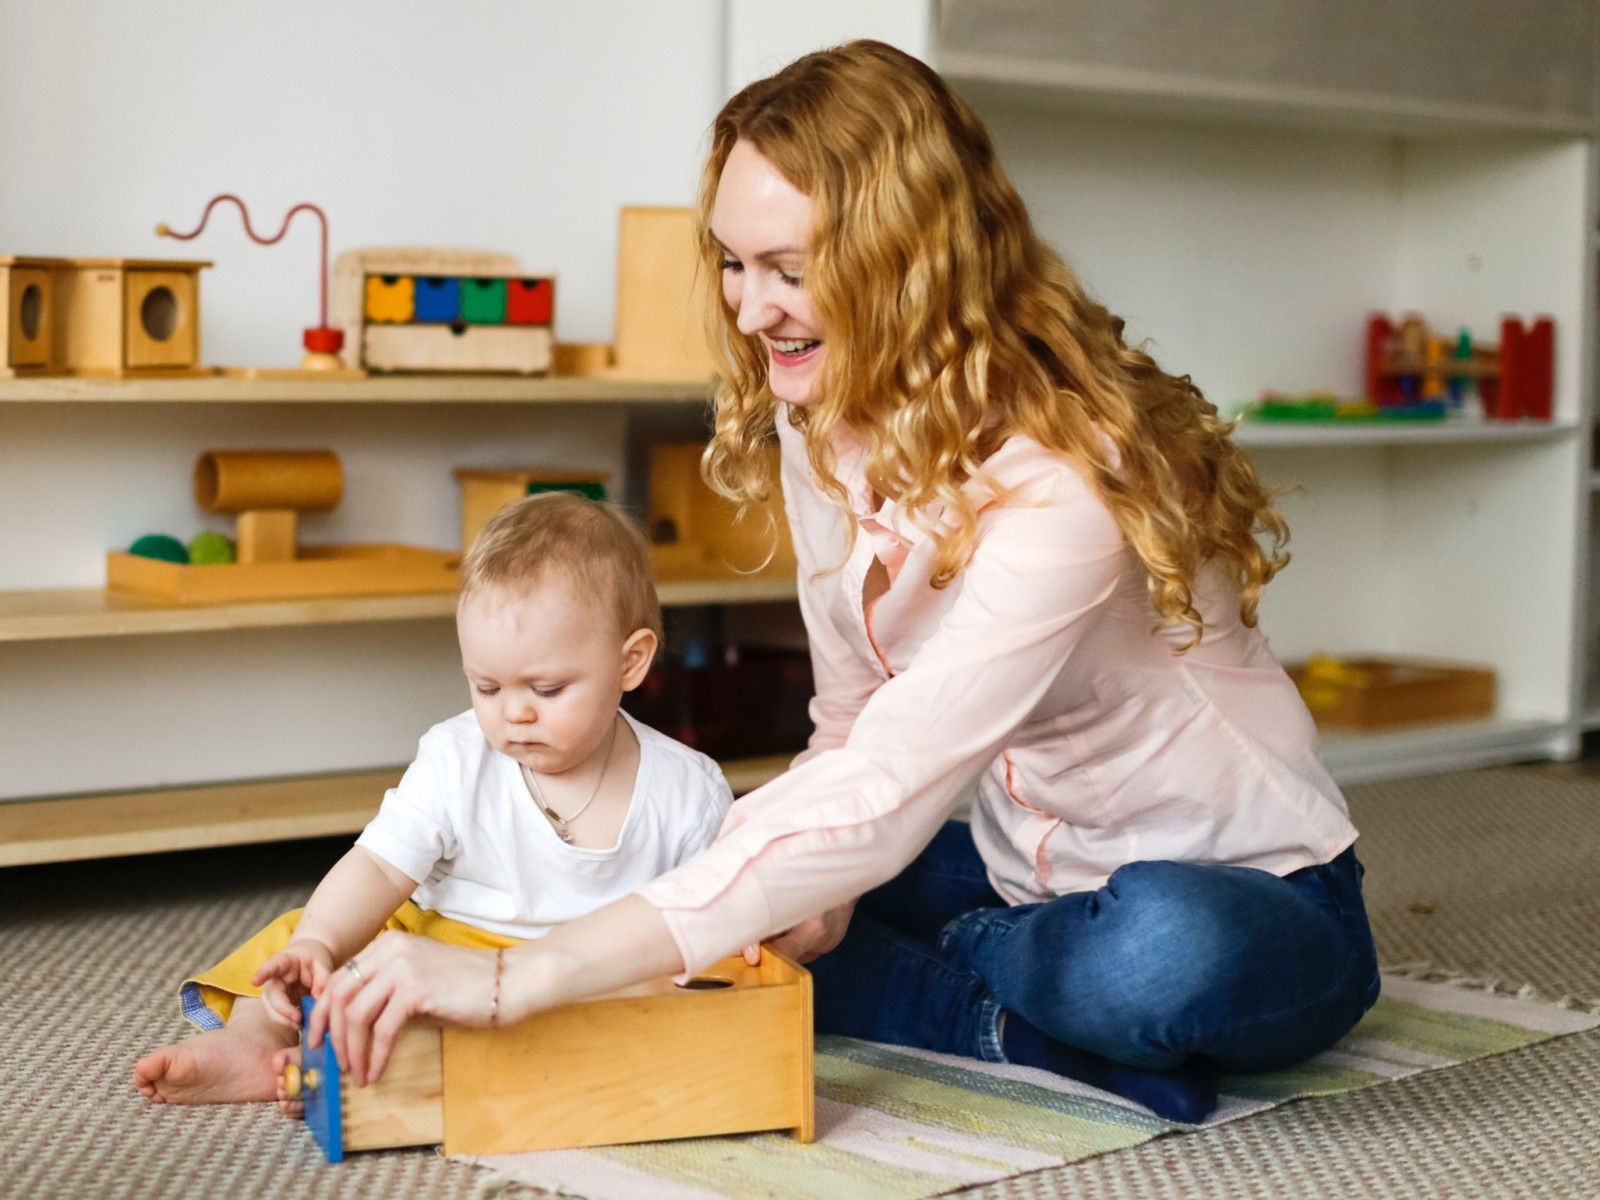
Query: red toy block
1496,317,1526,421
506,278,554,325
1524,316,1554,421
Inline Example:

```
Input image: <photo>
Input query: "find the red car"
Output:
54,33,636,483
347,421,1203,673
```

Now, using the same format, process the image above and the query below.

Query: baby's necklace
521,715,620,844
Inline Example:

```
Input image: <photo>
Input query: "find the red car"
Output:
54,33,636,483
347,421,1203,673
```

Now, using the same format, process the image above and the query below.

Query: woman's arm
311,893,679,1085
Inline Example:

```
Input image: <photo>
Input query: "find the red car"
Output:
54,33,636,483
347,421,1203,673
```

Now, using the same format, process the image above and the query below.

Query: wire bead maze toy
156,194,346,371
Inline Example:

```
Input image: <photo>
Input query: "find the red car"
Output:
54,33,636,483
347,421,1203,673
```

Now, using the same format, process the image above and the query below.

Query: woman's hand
746,898,858,965
307,930,502,1087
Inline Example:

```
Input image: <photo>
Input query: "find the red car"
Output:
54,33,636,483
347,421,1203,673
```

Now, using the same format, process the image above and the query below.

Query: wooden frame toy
611,206,717,381
287,948,814,1161
332,248,555,374
107,449,459,602
1365,311,1554,420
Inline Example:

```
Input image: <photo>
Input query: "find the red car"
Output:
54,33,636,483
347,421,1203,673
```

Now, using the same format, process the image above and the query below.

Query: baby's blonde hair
459,491,663,645
698,40,1288,646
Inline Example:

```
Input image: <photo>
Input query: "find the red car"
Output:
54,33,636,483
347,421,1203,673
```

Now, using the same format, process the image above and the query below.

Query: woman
315,40,1378,1124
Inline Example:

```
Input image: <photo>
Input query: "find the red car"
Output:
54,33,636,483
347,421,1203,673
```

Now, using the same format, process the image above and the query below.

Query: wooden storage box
648,441,795,579
333,248,554,374
294,949,814,1161
1288,655,1496,728
107,545,460,603
453,468,609,552
54,258,211,376
1,255,69,376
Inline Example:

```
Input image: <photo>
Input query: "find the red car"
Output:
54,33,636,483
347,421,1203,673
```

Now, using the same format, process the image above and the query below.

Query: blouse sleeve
781,426,882,770
636,449,1129,975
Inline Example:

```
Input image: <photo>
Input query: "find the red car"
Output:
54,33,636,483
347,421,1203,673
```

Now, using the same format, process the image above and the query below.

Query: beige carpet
5,763,1598,1199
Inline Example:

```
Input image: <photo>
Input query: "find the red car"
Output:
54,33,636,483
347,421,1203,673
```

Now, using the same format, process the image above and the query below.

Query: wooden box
106,545,460,603
54,258,211,376
612,207,716,381
333,248,554,374
649,441,795,579
453,468,609,552
294,949,814,1161
1288,655,1496,728
0,255,69,376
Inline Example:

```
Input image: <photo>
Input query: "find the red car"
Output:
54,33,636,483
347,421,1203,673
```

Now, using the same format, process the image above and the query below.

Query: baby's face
457,579,632,777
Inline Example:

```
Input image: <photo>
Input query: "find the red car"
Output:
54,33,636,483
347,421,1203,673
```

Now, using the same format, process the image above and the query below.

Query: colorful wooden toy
107,449,459,602
453,467,610,552
156,194,355,376
286,948,815,1162
0,255,69,377
1364,311,1555,421
332,249,555,374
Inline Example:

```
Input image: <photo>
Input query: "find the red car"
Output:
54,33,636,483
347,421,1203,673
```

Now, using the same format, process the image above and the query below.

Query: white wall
0,1,726,366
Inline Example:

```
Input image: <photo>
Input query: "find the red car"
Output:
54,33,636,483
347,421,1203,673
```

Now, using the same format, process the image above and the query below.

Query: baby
135,491,734,1104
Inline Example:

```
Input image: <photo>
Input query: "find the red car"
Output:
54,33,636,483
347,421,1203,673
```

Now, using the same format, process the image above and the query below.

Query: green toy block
460,278,508,325
129,534,189,563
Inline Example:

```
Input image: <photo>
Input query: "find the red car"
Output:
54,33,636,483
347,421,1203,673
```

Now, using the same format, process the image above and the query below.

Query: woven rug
465,975,1598,1199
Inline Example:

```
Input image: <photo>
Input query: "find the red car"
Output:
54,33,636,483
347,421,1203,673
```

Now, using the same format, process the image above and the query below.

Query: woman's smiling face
711,139,824,406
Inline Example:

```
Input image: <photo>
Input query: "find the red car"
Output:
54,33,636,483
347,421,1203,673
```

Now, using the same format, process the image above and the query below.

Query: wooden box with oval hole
54,257,212,376
0,256,69,376
291,948,814,1161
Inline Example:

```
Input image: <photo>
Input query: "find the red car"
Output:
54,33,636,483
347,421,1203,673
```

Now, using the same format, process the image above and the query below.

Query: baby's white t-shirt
355,709,733,940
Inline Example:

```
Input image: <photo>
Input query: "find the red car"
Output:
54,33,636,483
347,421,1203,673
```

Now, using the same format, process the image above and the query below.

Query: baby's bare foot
271,1044,307,1119
134,1029,279,1105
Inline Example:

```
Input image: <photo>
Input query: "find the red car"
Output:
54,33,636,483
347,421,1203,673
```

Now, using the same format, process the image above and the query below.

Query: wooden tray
107,544,460,603
1288,655,1496,728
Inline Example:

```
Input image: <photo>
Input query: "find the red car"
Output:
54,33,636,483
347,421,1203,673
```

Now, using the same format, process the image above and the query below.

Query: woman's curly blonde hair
698,40,1287,645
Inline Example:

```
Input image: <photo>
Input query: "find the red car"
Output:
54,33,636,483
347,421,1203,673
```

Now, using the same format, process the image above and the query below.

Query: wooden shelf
0,373,713,405
0,755,792,868
0,575,799,642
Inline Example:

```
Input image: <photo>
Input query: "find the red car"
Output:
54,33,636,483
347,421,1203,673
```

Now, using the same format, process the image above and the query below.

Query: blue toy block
412,276,461,323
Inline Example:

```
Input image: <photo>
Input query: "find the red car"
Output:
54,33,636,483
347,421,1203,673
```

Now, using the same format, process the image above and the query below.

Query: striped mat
468,975,1599,1199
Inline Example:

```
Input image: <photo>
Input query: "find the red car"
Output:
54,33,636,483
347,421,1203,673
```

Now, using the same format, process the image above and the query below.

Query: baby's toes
270,1045,307,1120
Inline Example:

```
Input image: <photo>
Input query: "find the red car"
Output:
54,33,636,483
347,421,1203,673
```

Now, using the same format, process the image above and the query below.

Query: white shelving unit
929,1,1597,782
0,376,795,863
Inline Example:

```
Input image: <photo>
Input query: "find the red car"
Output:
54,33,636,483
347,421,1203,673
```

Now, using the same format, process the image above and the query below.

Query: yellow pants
179,900,524,1030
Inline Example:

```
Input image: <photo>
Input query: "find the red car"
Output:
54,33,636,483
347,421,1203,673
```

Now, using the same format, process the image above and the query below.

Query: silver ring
344,959,364,981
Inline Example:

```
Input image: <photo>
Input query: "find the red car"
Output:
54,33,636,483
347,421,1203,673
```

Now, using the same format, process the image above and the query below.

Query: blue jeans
809,821,1380,1073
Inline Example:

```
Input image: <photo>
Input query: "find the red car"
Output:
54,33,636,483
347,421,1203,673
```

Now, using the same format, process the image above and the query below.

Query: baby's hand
252,938,335,1028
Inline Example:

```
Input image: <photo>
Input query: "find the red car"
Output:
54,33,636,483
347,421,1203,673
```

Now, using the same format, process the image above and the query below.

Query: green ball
129,534,189,564
187,530,236,565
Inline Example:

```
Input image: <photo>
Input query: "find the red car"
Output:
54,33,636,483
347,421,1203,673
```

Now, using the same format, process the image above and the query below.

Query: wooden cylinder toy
193,450,344,514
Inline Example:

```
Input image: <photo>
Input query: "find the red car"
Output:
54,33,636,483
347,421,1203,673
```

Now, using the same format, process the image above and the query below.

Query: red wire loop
161,194,333,328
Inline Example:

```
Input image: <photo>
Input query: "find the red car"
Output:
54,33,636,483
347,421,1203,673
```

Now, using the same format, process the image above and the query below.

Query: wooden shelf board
0,769,401,867
0,374,713,406
0,754,793,867
0,576,799,642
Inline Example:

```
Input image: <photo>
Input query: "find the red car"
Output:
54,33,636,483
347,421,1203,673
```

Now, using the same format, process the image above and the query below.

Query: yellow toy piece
363,274,415,323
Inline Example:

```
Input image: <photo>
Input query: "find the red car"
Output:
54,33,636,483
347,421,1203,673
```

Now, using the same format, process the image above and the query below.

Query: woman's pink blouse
637,410,1356,976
